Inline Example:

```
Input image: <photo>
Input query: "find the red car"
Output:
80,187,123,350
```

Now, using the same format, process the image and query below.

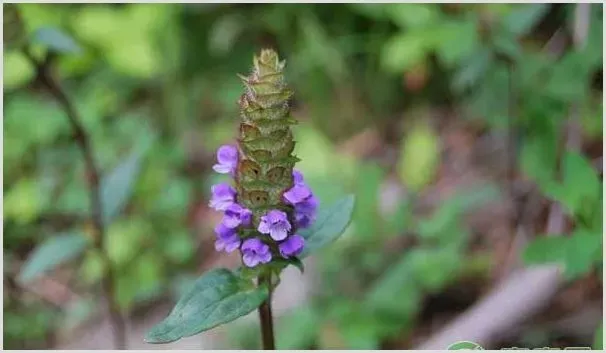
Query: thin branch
25,49,127,349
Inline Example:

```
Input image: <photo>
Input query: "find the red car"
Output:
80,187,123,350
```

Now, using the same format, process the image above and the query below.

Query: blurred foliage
3,3,602,349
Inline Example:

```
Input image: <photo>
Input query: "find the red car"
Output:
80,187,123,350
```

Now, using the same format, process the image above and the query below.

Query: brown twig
25,49,127,349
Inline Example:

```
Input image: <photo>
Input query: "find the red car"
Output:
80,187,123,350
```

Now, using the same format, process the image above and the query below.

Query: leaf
145,268,268,344
452,47,493,93
299,195,356,258
398,121,440,192
18,232,89,283
100,142,150,225
523,230,602,280
3,50,35,90
543,151,600,218
520,131,558,186
501,4,549,37
387,4,440,29
31,27,82,54
434,19,480,68
381,32,427,73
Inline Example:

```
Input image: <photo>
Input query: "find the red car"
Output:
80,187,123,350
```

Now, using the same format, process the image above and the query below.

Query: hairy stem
258,273,275,350
26,50,127,349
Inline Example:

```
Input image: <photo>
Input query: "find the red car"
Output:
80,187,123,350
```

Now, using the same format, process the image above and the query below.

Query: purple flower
283,171,318,229
222,203,252,228
209,183,236,211
279,234,305,258
241,238,272,267
293,169,305,185
214,223,241,253
258,210,291,241
213,145,238,175
283,184,312,205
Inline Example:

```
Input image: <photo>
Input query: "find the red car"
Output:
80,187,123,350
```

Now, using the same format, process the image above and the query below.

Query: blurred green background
3,3,603,350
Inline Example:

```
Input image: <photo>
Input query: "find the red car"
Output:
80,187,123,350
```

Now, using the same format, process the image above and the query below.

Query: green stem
258,273,275,350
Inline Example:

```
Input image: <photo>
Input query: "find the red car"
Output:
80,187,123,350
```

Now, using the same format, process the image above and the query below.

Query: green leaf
381,32,427,73
434,19,479,68
521,131,558,186
145,268,268,344
3,50,36,90
543,151,600,218
18,232,89,283
299,195,356,258
501,4,549,37
387,4,440,29
31,27,82,54
452,47,493,92
100,142,150,225
523,230,602,280
398,121,440,192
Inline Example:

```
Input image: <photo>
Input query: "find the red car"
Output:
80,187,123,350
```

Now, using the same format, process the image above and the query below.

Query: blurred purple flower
222,203,252,228
209,183,236,211
214,223,241,253
284,170,318,229
213,145,238,175
241,238,272,267
293,169,305,185
279,234,305,258
283,184,312,204
258,210,291,241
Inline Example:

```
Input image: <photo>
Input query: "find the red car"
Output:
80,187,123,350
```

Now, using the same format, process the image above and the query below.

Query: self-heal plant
145,49,355,349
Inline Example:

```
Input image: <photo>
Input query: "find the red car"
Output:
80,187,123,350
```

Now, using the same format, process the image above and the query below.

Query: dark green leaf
100,142,150,225
452,47,493,93
18,232,89,283
501,4,549,37
299,194,355,258
145,268,268,344
32,27,82,54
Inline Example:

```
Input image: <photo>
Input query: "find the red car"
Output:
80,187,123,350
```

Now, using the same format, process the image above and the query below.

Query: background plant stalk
25,49,127,350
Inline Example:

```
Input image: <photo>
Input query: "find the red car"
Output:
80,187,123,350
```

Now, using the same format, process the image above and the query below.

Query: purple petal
217,145,238,165
270,225,289,241
242,238,265,252
209,183,236,211
215,223,236,238
279,235,305,257
293,169,305,185
284,184,312,205
243,253,260,267
295,213,313,229
224,237,241,253
259,251,272,264
258,219,271,234
213,164,233,174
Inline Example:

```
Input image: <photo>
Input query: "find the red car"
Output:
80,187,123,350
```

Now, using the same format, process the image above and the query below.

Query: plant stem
258,273,275,350
26,50,127,349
